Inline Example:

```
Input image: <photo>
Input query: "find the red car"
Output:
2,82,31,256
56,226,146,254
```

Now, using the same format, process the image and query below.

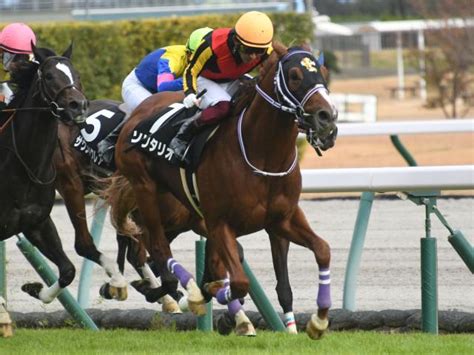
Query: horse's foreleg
207,224,249,304
57,175,127,300
132,178,205,315
269,207,331,340
141,262,181,313
0,297,13,337
267,232,297,334
21,217,75,303
202,240,255,336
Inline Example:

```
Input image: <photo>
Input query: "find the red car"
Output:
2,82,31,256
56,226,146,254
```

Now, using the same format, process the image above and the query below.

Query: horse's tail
99,174,142,237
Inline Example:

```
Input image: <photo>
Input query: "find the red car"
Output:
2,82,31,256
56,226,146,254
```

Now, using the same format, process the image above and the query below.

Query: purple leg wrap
167,258,192,288
227,299,242,316
317,268,332,309
216,285,233,305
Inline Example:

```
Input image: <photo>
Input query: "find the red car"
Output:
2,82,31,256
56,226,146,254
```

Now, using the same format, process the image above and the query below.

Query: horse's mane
8,47,56,108
231,41,288,115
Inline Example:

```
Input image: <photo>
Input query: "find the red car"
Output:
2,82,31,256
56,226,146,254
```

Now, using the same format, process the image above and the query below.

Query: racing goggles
2,52,15,71
239,45,267,56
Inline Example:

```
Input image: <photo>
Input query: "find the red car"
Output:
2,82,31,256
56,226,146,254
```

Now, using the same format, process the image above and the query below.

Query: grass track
1,329,473,354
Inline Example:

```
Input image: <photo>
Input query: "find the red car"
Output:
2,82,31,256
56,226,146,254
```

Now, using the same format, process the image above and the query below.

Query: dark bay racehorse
0,45,88,304
54,100,129,301
106,42,338,339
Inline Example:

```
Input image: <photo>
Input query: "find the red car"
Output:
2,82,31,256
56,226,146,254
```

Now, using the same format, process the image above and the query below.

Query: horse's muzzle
305,108,338,152
69,99,89,124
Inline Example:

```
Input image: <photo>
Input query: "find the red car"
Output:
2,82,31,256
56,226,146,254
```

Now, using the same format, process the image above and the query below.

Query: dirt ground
301,76,474,169
300,74,473,174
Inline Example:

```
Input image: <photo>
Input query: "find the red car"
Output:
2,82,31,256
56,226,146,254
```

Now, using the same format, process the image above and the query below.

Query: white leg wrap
186,279,203,304
235,309,250,325
100,255,127,288
38,281,62,304
141,264,160,288
141,265,181,313
284,311,298,334
178,295,190,312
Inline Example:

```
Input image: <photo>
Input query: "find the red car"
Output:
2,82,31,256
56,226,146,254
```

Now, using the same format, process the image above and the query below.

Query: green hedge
1,13,314,100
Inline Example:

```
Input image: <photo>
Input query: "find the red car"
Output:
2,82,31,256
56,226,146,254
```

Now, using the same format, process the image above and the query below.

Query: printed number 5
81,109,115,142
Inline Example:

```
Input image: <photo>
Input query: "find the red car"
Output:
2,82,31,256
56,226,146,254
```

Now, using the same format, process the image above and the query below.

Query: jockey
97,27,213,164
169,11,274,161
0,22,37,106
121,27,213,114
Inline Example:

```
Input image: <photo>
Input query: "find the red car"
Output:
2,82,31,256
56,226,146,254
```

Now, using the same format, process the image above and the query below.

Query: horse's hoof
216,312,235,336
234,310,256,337
160,295,182,314
108,285,128,301
187,299,206,316
235,321,256,337
203,280,226,296
306,314,328,340
186,279,206,316
0,298,13,338
0,323,13,338
287,325,298,334
99,283,113,300
21,282,43,299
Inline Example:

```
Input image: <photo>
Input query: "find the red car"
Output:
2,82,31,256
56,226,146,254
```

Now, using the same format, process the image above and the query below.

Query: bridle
35,55,83,119
255,49,329,129
0,55,84,185
0,56,83,120
238,49,330,177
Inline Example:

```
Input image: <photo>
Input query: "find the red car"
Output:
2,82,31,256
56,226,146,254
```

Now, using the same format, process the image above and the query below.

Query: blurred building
0,0,296,22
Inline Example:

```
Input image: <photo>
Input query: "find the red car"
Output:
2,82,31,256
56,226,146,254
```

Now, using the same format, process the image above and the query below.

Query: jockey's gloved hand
183,93,199,109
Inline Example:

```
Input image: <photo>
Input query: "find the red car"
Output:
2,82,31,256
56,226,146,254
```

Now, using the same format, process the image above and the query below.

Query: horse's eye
45,72,54,80
289,68,302,81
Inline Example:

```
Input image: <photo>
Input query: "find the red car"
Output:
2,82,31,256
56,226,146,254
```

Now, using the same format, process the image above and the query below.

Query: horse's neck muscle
241,98,298,171
13,97,58,175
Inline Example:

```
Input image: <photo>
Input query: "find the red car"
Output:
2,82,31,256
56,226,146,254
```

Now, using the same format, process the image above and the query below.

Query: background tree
411,0,473,118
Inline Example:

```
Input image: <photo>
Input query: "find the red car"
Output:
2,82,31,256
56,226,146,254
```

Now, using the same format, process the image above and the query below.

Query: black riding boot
97,121,125,166
169,116,200,161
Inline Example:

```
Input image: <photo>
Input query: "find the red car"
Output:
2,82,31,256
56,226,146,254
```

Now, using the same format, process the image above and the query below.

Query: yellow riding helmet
235,11,274,48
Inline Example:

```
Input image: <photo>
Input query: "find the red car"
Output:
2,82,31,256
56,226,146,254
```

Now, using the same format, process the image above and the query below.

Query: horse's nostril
317,110,331,121
69,101,79,111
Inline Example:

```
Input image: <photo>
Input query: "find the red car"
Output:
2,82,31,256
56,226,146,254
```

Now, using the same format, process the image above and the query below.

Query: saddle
129,103,218,171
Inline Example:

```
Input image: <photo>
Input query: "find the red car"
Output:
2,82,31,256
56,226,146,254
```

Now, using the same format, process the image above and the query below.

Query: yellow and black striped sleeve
183,40,214,96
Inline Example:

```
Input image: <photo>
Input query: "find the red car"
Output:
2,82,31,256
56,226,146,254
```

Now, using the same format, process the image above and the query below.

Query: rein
0,119,57,185
238,108,298,177
36,56,81,119
0,55,77,185
238,49,328,177
256,49,328,127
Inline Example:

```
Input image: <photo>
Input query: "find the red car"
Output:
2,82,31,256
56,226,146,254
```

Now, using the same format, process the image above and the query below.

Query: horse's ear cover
317,52,325,66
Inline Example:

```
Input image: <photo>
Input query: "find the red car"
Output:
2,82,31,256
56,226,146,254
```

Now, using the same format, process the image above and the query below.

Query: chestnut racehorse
107,43,338,339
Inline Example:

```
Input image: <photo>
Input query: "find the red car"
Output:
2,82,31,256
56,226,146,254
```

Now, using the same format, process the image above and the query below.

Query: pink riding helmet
0,23,37,54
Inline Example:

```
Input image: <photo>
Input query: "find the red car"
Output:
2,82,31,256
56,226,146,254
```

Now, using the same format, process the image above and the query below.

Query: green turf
1,329,473,354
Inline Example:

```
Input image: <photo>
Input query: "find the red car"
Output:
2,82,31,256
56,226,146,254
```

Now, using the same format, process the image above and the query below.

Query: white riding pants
121,69,152,114
196,77,241,109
